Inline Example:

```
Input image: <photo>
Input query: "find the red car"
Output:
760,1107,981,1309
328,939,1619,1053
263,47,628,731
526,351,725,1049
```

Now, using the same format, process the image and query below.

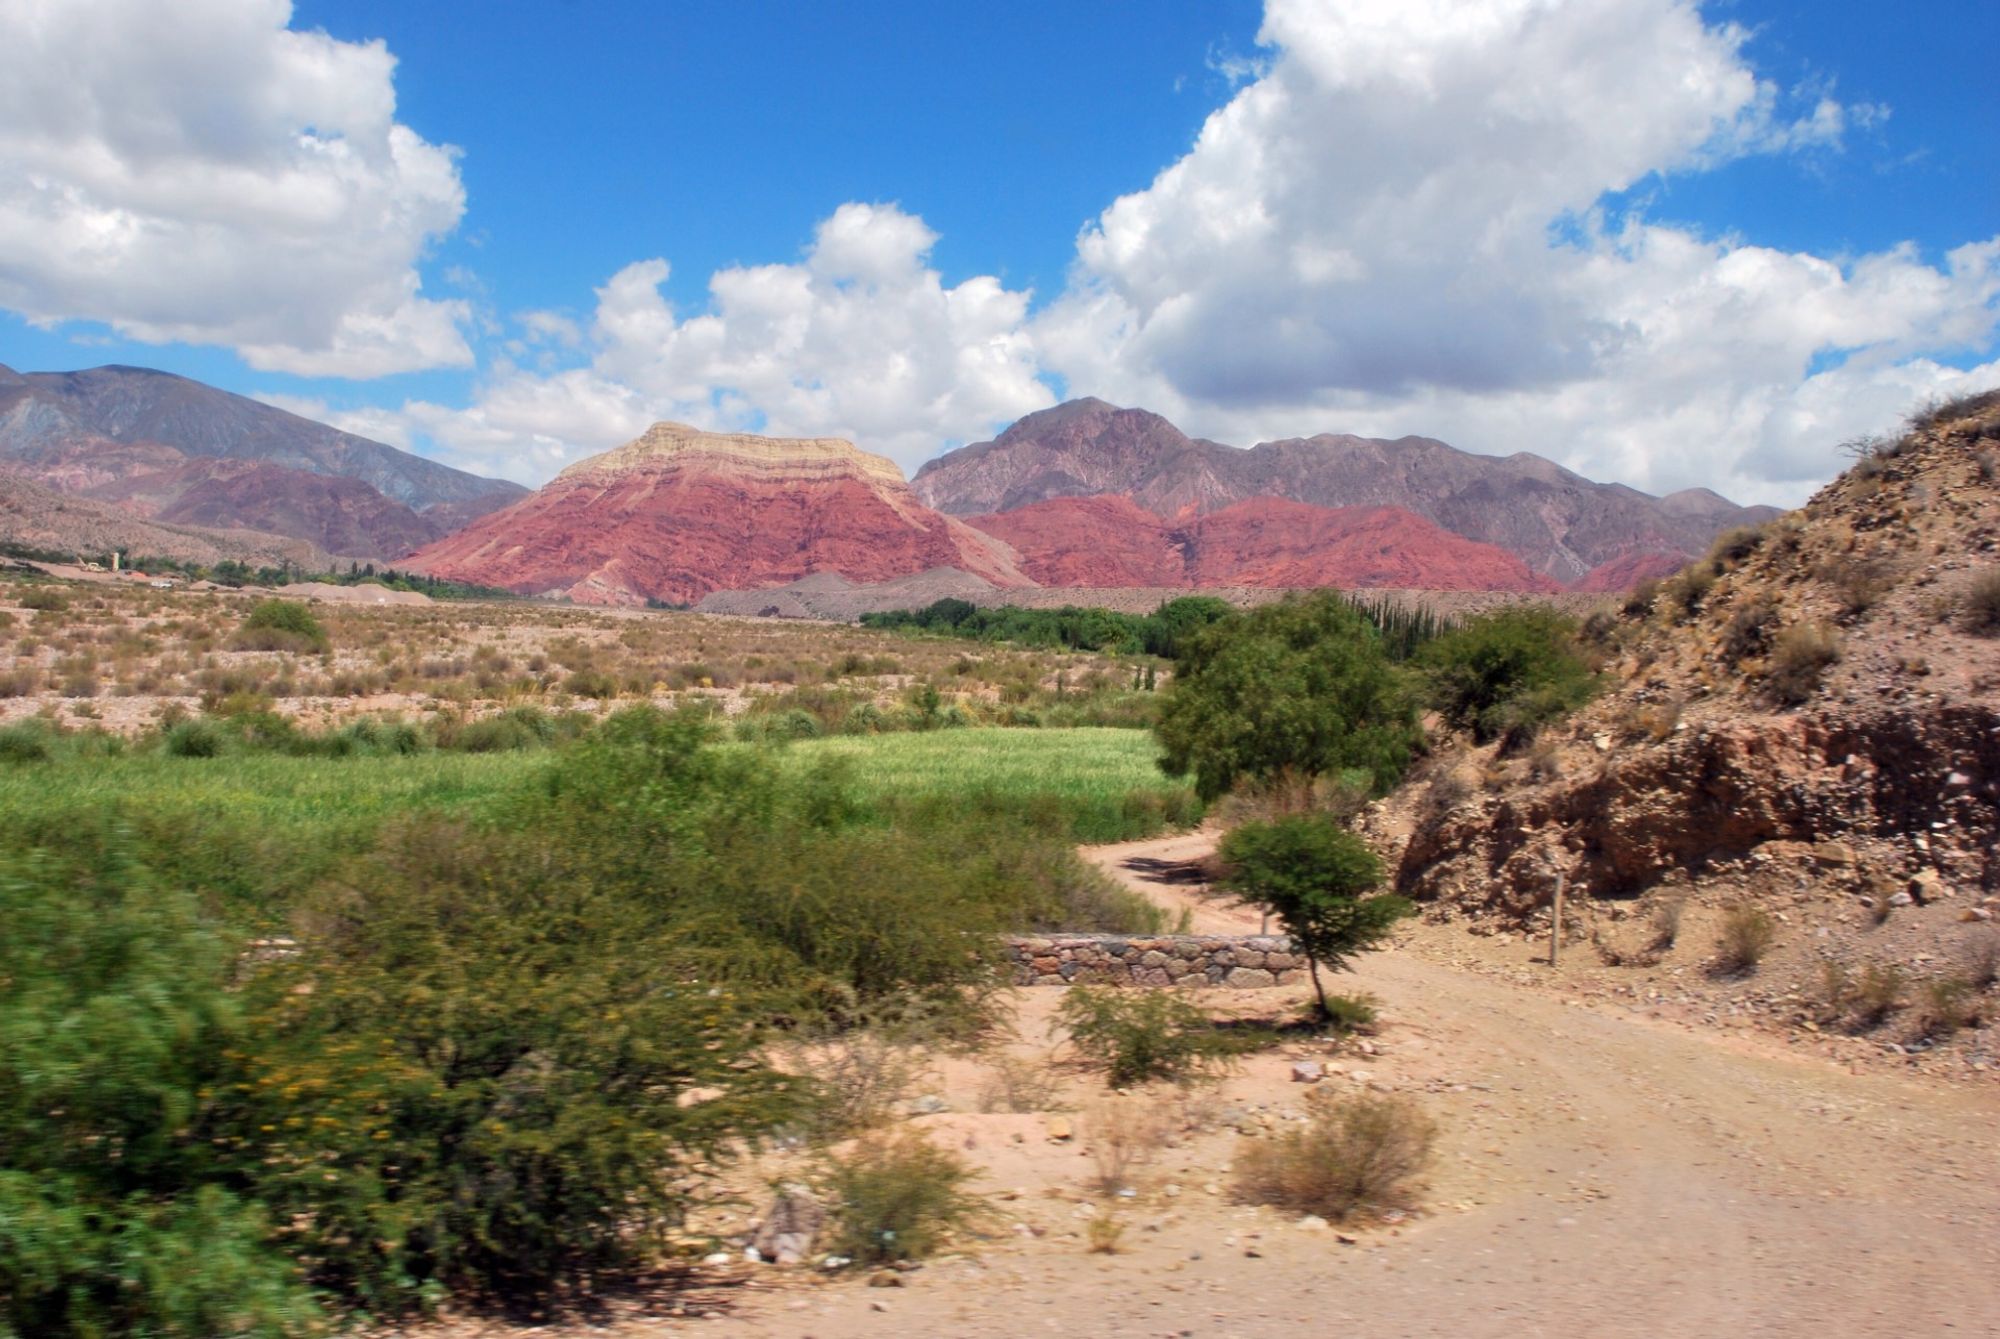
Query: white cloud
0,0,469,377
1030,0,1999,505
410,202,1055,478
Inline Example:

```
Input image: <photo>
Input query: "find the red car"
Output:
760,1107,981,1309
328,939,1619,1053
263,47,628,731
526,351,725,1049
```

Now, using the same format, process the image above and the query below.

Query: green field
781,727,1198,841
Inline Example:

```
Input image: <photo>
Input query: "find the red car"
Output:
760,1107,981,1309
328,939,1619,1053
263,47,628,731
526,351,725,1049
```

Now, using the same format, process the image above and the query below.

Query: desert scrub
1083,1096,1174,1194
818,1130,985,1265
1765,622,1840,706
1052,987,1242,1089
1963,570,2000,636
1712,904,1777,975
1231,1091,1436,1222
231,599,329,654
1914,976,1981,1040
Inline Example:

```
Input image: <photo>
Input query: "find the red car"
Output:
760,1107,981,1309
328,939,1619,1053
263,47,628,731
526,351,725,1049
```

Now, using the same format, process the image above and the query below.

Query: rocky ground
404,831,2000,1339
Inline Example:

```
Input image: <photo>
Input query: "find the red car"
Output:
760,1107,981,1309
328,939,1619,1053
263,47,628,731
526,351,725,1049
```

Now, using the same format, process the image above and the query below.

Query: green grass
778,727,1199,842
0,751,543,925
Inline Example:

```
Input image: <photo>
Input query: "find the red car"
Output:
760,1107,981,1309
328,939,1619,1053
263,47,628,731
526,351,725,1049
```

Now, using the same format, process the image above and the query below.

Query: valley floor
414,832,2000,1339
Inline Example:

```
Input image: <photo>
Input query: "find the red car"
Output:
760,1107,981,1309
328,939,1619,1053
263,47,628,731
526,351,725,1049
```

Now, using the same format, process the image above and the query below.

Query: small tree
1154,593,1420,802
1217,816,1410,1020
1416,606,1598,745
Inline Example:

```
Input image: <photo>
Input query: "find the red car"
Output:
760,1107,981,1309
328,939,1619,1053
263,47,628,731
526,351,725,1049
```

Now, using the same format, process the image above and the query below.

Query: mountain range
0,364,1772,605
913,399,1775,587
0,363,524,560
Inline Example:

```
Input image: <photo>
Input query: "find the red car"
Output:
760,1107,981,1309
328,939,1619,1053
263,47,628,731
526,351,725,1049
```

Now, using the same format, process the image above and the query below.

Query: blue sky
1,0,1995,504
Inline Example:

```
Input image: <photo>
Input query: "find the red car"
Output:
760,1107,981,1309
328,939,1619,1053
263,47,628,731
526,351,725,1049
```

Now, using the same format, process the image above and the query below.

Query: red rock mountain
405,423,1033,605
914,398,1775,586
0,363,524,559
967,495,1557,592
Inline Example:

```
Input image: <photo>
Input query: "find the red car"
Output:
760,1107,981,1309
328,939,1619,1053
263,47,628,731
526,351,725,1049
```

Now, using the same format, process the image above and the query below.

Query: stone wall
1006,934,1306,988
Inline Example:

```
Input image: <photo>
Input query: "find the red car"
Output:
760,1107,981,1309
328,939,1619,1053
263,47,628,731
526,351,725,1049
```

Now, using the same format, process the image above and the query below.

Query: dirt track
429,832,2000,1339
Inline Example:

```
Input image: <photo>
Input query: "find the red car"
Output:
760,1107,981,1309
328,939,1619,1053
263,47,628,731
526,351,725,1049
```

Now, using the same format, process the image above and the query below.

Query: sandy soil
415,832,2000,1339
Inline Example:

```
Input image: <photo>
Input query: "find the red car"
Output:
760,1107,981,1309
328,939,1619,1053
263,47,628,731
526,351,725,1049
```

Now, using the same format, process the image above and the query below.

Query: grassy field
780,727,1198,841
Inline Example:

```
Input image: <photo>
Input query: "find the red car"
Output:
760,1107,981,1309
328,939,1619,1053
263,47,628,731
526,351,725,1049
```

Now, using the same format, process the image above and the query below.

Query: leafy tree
1416,606,1599,745
1217,816,1410,1020
1154,592,1420,802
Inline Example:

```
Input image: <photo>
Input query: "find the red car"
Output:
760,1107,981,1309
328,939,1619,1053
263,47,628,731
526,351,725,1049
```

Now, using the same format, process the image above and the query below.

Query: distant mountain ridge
406,422,1034,605
913,399,1776,585
0,362,525,559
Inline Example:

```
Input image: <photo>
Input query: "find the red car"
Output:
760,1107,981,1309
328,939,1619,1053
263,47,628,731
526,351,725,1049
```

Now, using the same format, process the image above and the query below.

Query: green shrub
232,600,328,654
162,717,230,758
241,814,801,1308
1322,992,1380,1033
819,1131,986,1264
1053,987,1240,1089
0,720,56,764
0,846,319,1337
1231,1091,1436,1221
17,587,68,612
1416,606,1599,746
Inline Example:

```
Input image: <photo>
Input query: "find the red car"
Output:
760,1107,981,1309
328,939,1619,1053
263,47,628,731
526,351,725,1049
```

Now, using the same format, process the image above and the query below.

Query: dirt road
432,832,2000,1339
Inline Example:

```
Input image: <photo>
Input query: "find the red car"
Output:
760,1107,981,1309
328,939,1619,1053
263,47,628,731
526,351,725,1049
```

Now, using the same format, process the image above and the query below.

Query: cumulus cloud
1032,0,1999,504
0,0,469,377
393,202,1056,480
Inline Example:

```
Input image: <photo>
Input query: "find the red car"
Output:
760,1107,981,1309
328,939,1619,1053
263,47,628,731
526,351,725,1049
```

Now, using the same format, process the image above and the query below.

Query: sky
1,0,1995,506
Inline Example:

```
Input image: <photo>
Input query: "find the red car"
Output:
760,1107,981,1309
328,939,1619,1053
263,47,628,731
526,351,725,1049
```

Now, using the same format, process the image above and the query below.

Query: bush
1082,1096,1173,1194
1962,927,2000,990
1707,525,1767,567
0,720,56,764
1231,1092,1435,1222
1053,987,1239,1089
161,717,230,758
1417,606,1599,745
818,1131,985,1264
1713,904,1776,974
1766,622,1840,705
1963,570,2000,636
1321,992,1380,1033
232,600,329,654
17,586,68,612
1915,976,1981,1040
1819,960,1902,1030
0,846,319,1337
1721,597,1779,665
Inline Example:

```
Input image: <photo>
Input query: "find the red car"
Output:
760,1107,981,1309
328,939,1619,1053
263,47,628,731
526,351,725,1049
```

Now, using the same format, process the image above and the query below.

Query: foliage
1155,592,1422,802
818,1131,986,1264
232,813,802,1308
1215,815,1410,1019
0,844,319,1337
232,599,330,654
1231,1091,1436,1221
1416,606,1599,746
1052,987,1242,1089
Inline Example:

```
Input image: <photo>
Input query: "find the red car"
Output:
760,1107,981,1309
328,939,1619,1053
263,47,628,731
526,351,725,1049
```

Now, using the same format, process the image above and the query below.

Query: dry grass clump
1913,976,1982,1041
1962,570,2000,637
789,1029,932,1139
1817,959,1903,1031
1231,1092,1436,1222
1712,904,1777,975
1961,928,2000,991
1765,622,1840,706
975,1053,1064,1114
1083,1096,1175,1195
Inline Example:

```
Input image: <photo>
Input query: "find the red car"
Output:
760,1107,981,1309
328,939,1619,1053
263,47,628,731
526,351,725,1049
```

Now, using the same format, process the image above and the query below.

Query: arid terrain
405,828,1999,1339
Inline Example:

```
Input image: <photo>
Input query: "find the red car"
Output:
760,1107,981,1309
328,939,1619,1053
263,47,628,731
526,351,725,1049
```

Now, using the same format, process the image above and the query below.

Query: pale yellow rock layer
557,422,907,488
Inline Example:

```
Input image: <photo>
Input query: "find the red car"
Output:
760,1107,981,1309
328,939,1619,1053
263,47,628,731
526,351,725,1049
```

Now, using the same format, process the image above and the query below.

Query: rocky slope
1362,390,2000,1051
405,423,1034,605
0,466,329,570
914,398,1775,586
0,363,524,558
966,494,1558,591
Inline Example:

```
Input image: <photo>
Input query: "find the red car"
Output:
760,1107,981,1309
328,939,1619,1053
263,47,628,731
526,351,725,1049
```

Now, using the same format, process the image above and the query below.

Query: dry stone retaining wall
1006,934,1306,988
